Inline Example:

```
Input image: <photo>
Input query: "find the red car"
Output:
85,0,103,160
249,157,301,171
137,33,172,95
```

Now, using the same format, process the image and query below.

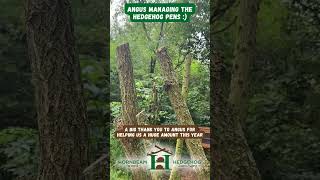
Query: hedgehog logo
147,145,173,170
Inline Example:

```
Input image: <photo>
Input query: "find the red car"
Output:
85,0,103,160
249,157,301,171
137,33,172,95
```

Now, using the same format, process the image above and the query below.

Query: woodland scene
0,0,319,180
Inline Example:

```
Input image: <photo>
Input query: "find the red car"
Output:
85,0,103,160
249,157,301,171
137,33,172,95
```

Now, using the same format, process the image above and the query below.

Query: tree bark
149,81,159,123
169,138,184,180
136,110,162,180
26,0,89,179
157,48,210,180
229,0,260,126
181,54,192,99
116,43,150,180
169,54,192,180
149,56,156,73
211,52,261,180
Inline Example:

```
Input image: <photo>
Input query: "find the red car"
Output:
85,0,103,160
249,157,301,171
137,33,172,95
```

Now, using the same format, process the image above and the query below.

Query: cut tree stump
116,43,150,180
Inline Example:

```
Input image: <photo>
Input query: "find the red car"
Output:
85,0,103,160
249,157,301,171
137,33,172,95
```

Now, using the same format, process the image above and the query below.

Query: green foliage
244,1,320,177
0,128,38,179
187,62,210,126
79,54,109,172
109,2,211,174
110,127,131,180
111,102,122,118
248,89,320,179
0,0,34,129
213,0,320,179
110,5,210,124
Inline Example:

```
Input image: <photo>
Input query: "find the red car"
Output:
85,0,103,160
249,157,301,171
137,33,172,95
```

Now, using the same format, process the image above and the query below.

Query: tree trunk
169,54,192,180
26,0,89,179
181,54,192,99
169,138,184,180
229,0,259,126
157,48,210,180
149,81,159,123
136,110,162,180
116,43,150,180
211,52,261,180
150,56,156,73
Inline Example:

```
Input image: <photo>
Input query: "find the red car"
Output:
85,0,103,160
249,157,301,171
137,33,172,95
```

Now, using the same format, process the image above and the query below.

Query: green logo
147,145,173,170
124,3,196,22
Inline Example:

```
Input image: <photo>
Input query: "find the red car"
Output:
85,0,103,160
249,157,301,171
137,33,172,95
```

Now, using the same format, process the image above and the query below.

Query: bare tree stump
116,43,150,180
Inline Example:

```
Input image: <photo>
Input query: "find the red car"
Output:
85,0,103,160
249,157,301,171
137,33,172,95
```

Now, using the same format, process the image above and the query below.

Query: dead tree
169,54,192,180
157,47,210,180
181,54,192,99
116,43,150,180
